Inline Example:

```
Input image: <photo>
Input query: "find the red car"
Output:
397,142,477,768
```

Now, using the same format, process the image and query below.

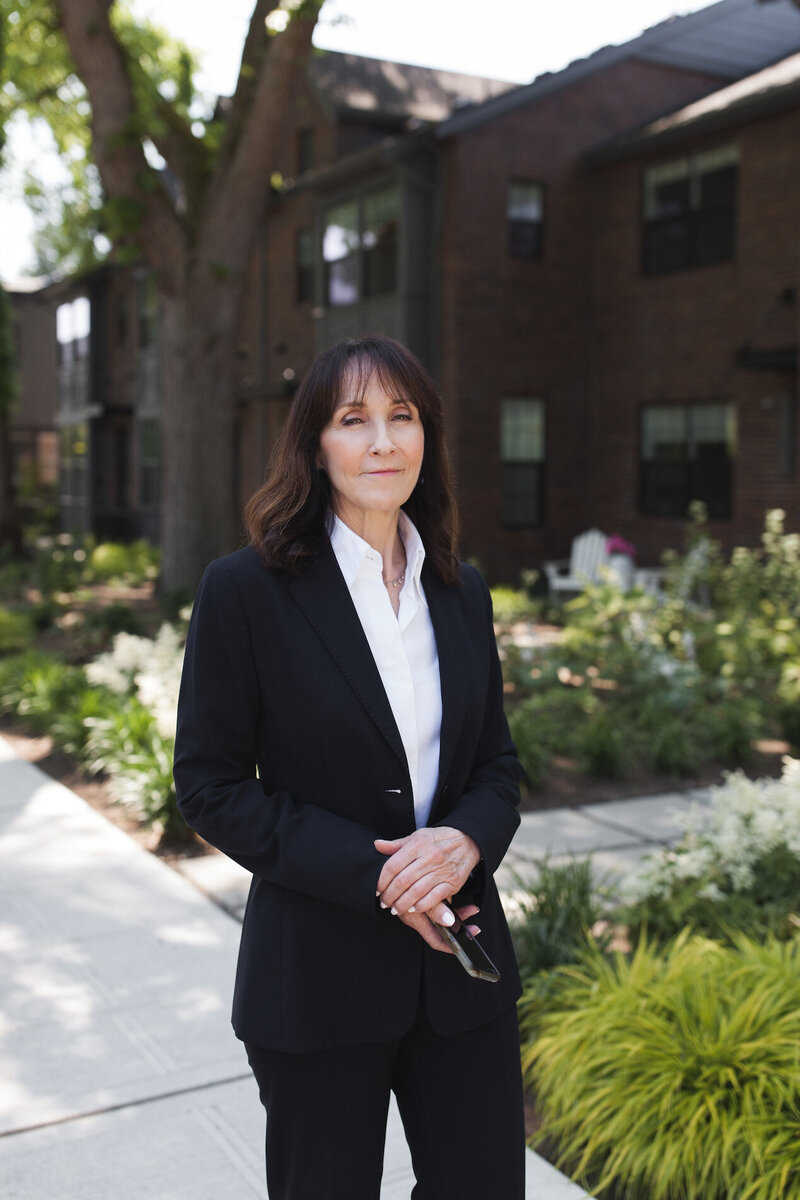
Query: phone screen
437,908,501,983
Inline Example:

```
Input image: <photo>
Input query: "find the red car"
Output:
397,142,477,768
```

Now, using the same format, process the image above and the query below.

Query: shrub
620,757,800,942
87,539,160,584
0,652,86,734
108,728,187,843
576,707,627,778
0,605,34,654
520,932,800,1200
508,857,606,984
489,585,538,623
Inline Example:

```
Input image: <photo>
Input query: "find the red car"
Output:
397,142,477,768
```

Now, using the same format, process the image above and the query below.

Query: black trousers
244,1000,525,1200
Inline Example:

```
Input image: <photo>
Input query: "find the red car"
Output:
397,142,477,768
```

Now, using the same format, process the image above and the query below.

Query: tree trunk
0,405,22,554
159,275,242,596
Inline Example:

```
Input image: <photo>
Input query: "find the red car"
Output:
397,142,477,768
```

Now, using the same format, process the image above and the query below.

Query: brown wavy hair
244,334,460,585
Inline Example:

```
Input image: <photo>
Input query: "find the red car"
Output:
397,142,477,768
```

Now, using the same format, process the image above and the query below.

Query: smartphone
436,905,500,983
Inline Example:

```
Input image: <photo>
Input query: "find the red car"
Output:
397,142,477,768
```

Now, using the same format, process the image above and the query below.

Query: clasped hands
375,826,481,954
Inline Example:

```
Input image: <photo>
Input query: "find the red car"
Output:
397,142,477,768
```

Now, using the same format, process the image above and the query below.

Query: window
323,200,359,306
59,422,89,509
296,228,314,304
640,403,736,519
297,127,315,174
500,398,545,527
642,146,738,275
322,185,399,307
507,181,544,260
56,297,90,366
56,298,90,416
362,188,398,297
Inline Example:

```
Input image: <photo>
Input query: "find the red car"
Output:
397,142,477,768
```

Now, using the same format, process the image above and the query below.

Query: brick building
236,0,800,580
10,0,800,582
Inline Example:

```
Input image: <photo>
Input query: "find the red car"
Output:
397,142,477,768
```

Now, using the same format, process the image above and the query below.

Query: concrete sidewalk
0,733,709,1199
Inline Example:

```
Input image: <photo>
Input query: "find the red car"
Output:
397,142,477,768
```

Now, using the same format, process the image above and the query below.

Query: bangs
329,345,428,419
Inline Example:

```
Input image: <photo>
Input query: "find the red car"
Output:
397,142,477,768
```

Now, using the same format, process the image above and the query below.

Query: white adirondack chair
543,529,610,597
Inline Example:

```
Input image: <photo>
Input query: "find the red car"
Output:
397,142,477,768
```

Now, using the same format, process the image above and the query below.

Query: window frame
506,180,545,262
500,396,546,529
639,401,736,519
321,183,400,309
641,145,739,277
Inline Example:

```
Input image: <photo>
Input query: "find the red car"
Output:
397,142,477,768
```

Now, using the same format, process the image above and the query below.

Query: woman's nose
369,419,394,453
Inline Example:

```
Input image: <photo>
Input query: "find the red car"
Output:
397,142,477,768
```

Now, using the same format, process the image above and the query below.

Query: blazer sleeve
173,558,387,918
434,570,522,890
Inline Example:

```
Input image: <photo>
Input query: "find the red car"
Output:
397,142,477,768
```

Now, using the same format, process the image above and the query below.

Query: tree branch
200,2,320,270
214,0,280,170
53,0,185,289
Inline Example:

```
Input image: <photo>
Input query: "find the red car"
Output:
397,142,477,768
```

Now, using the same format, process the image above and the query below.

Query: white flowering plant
85,622,185,739
620,757,800,942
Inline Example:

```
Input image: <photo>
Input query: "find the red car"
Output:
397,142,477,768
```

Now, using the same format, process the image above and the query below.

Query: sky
0,0,715,283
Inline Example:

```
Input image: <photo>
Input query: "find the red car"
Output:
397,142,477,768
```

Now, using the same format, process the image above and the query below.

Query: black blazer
173,543,523,1053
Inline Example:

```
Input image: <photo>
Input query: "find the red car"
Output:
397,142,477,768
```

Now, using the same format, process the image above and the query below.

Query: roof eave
586,74,800,165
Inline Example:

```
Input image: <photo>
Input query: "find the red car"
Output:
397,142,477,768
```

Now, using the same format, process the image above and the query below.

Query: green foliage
505,510,800,787
0,650,85,732
509,858,607,984
0,605,34,653
0,640,188,843
520,932,800,1199
620,760,800,944
575,707,627,777
85,538,160,584
489,585,538,623
1,0,205,274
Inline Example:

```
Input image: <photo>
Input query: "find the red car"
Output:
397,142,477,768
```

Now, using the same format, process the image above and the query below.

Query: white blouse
329,512,442,829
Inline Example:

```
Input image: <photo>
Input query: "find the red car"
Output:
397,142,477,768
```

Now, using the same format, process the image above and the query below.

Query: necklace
385,568,406,591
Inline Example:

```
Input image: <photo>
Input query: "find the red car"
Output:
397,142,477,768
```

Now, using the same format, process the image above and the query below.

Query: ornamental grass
520,931,800,1199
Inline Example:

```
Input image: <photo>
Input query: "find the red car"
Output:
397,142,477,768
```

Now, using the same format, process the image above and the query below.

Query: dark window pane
640,403,734,518
502,463,544,528
689,461,733,519
508,220,543,260
640,461,692,518
363,220,397,296
700,164,737,207
692,207,736,266
643,151,736,276
643,218,690,275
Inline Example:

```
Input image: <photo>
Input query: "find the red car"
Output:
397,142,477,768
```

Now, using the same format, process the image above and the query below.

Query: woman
173,334,526,1199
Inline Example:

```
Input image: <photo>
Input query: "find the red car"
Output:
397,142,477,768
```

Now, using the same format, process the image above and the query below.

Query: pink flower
606,534,636,559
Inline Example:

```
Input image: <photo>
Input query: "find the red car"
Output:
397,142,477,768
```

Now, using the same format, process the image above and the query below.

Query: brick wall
436,58,725,581
589,104,800,567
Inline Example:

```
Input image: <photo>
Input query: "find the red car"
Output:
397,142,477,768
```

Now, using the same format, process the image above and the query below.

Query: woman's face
317,370,425,529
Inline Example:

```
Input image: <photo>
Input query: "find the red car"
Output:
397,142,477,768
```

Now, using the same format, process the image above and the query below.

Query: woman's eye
341,415,363,426
393,411,413,421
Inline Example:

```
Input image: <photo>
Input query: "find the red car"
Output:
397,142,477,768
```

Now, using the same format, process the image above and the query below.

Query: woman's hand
375,826,481,926
394,905,481,953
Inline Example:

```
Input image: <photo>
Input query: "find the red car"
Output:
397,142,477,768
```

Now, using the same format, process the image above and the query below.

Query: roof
436,0,800,139
588,49,800,161
307,50,516,125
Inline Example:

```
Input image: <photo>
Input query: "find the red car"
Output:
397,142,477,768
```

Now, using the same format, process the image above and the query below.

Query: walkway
0,733,710,1199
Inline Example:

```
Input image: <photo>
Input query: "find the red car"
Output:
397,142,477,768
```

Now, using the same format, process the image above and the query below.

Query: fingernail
376,890,381,897
380,902,388,910
440,909,455,926
390,907,398,916
408,906,416,913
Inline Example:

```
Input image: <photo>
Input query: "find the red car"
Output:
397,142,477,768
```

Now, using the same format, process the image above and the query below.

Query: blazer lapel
288,545,408,770
423,566,468,794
